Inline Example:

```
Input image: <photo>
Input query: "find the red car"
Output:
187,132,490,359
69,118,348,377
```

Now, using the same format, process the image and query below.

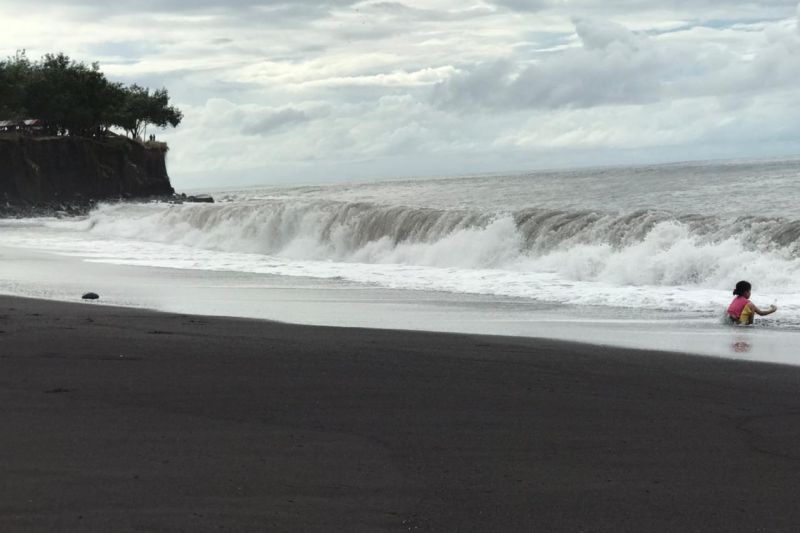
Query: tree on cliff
112,84,183,140
23,53,123,136
0,51,182,139
0,51,32,118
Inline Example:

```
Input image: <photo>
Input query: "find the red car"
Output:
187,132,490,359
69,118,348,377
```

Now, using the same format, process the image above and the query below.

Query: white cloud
797,1,800,31
2,0,800,186
572,17,638,50
434,13,800,111
433,17,667,109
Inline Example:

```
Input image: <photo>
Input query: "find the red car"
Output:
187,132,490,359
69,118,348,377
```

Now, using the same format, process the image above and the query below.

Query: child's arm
751,302,777,316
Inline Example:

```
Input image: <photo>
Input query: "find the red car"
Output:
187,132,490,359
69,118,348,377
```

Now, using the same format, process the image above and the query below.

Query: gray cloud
491,0,797,11
5,0,800,185
433,18,665,110
573,17,639,49
18,0,363,23
362,2,495,21
490,0,551,12
22,0,358,10
241,107,312,135
434,10,800,112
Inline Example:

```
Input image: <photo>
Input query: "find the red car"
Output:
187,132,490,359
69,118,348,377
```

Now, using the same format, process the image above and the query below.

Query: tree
23,53,125,135
145,87,183,133
0,50,33,119
0,51,182,139
113,84,183,140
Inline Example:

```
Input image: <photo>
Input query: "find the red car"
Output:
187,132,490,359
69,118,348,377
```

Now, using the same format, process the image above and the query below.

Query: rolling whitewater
2,157,800,362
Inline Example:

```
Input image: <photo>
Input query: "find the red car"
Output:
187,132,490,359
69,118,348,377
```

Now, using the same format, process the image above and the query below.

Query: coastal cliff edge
0,135,173,213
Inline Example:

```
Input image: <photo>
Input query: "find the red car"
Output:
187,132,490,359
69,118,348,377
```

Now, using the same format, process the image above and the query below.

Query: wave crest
78,199,800,291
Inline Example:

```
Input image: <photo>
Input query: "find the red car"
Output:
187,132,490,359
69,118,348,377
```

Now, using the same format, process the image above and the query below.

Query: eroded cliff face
0,135,173,209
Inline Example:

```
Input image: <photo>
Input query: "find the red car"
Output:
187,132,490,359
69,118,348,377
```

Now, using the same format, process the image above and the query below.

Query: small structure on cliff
0,119,48,135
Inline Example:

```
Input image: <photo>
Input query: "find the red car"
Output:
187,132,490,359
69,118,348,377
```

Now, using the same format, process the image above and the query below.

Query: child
727,280,777,325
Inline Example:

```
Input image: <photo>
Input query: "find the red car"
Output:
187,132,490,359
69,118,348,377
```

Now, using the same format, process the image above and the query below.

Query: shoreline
0,243,791,366
4,295,800,531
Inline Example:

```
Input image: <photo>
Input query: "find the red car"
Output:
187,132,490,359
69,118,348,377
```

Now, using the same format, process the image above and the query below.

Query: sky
1,0,800,189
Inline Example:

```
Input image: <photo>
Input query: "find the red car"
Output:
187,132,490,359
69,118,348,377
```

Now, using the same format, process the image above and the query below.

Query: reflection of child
727,280,777,325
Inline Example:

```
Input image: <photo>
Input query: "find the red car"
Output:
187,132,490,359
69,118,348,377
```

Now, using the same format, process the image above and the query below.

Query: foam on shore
0,244,796,365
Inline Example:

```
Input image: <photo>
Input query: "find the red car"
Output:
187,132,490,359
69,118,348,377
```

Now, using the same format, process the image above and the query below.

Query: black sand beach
2,295,800,532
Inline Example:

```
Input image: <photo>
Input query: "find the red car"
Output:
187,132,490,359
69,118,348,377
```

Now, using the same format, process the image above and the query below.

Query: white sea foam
4,160,800,325
2,191,799,324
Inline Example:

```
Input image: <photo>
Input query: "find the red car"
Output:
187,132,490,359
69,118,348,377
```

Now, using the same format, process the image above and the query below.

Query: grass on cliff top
0,132,168,151
144,140,168,151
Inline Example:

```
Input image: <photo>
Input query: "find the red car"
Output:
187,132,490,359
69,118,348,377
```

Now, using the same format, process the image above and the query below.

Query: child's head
733,280,752,297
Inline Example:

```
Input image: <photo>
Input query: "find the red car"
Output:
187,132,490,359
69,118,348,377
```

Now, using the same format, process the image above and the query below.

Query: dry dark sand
2,295,800,532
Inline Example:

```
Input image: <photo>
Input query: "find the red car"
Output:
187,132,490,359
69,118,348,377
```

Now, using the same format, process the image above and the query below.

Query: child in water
727,280,777,325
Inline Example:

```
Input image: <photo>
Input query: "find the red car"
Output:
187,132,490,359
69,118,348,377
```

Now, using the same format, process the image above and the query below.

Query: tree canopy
0,51,182,139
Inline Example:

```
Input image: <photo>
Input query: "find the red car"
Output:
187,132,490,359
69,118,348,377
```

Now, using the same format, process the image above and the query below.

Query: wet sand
2,295,800,532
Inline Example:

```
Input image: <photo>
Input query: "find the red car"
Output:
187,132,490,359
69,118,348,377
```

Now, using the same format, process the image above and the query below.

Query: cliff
0,135,173,212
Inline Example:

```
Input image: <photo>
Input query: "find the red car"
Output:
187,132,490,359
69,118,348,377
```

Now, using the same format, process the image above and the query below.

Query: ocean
2,158,800,362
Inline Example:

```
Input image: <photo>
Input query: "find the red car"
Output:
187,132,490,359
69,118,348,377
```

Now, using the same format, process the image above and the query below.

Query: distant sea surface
3,158,800,361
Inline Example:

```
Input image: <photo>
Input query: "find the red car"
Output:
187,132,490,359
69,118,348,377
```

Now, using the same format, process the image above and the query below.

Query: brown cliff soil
0,134,173,213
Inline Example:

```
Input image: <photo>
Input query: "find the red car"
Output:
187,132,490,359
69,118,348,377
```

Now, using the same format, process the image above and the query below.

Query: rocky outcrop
0,134,173,214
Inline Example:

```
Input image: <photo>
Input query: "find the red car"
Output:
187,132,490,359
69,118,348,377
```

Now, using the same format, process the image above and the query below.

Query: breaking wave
71,199,800,293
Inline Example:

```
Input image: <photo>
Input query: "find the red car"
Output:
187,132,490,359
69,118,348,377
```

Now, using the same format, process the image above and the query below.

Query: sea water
2,158,800,363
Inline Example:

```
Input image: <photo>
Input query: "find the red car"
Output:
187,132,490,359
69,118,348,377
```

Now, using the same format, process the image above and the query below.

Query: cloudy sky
2,0,800,188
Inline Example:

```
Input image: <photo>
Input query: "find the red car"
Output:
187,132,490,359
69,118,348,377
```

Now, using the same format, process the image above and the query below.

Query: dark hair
733,280,751,296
